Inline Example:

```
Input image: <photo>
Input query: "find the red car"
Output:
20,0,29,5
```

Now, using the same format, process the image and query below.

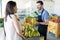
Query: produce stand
48,15,60,37
21,17,45,40
48,21,60,37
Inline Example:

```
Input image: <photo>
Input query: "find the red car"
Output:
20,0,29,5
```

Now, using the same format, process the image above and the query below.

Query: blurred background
0,0,60,40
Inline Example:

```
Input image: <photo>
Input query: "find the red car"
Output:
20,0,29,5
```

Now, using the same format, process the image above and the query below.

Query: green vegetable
0,18,4,27
26,16,32,18
0,18,4,23
34,11,38,15
0,23,3,27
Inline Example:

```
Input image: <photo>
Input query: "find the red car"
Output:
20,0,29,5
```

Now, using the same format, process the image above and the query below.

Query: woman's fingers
22,36,26,40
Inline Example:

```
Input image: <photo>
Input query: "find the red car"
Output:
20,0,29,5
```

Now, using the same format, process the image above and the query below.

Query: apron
37,9,48,40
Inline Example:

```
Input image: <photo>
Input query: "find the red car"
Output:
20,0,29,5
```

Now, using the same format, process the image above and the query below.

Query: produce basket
24,18,37,26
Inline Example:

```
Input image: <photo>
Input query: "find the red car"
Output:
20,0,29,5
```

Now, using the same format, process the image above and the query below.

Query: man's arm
37,11,49,25
39,20,49,25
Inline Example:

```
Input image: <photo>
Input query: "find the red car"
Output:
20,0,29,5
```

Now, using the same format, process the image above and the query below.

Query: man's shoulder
43,9,49,14
44,9,48,13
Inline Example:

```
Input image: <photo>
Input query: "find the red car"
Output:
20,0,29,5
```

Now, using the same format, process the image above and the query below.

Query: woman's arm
12,15,26,40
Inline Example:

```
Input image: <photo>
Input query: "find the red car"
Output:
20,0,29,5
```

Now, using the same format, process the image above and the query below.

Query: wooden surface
40,37,44,40
48,21,60,37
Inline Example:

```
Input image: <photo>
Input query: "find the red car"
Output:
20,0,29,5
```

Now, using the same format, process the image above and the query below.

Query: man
36,1,49,40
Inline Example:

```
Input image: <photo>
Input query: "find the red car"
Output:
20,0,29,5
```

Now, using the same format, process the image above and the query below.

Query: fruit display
31,18,37,25
49,16,60,23
22,23,40,38
48,21,60,37
51,16,58,20
48,15,60,37
24,18,32,24
24,18,37,26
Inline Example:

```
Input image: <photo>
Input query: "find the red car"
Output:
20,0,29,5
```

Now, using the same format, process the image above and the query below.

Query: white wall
54,0,60,16
12,0,30,9
1,0,60,18
31,0,55,15
1,0,55,18
44,1,55,14
2,0,11,18
0,4,1,18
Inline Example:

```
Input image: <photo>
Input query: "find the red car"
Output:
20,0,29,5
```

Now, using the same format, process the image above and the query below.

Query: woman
4,1,26,40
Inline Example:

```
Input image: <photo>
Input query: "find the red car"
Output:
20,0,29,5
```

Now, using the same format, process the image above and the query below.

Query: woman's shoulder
10,14,17,19
9,14,16,18
8,14,16,19
10,14,15,17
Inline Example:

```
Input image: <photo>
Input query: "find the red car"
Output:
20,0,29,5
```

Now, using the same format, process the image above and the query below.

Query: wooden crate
24,18,37,26
48,21,60,37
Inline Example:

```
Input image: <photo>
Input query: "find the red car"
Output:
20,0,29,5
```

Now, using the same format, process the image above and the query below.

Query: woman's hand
20,31,26,40
21,35,26,40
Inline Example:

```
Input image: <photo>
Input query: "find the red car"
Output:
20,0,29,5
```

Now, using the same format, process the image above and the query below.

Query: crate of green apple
22,23,40,38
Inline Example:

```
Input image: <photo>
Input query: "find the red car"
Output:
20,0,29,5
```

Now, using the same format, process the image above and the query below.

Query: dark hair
37,1,43,5
5,1,16,21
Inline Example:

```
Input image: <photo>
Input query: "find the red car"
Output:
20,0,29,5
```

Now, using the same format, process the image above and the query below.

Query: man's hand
36,20,49,25
36,22,40,25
